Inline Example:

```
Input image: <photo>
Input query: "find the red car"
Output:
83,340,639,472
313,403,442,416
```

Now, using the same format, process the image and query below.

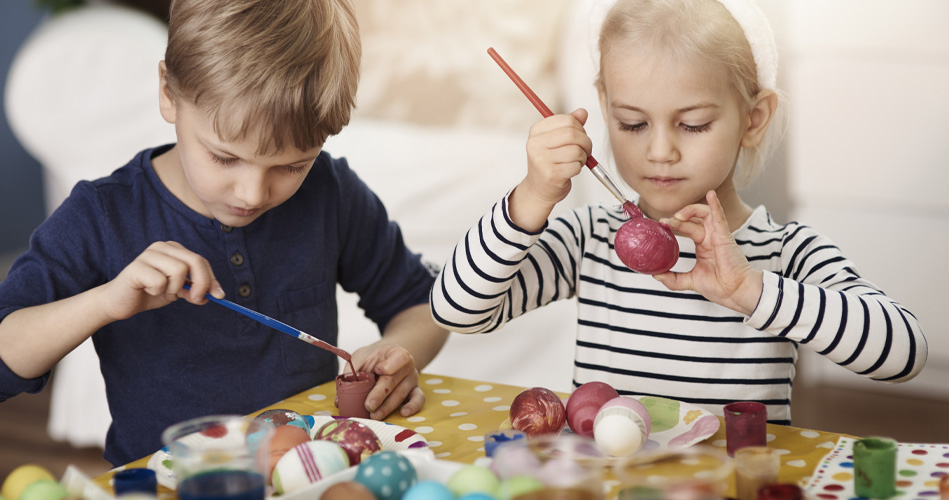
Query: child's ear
741,90,778,148
158,61,177,124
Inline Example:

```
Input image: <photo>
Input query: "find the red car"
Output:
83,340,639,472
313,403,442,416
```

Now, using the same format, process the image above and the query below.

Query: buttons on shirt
230,252,244,266
238,284,252,298
221,224,233,233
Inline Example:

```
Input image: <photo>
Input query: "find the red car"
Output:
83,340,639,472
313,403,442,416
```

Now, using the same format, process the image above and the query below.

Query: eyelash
616,122,713,134
209,152,308,174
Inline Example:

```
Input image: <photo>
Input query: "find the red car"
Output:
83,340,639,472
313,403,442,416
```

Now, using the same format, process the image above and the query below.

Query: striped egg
271,440,350,495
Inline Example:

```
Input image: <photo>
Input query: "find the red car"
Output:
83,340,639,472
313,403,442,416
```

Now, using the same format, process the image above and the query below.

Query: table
94,373,852,499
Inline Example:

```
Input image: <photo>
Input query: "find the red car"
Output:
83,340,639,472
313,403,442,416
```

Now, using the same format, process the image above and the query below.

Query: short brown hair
164,0,361,155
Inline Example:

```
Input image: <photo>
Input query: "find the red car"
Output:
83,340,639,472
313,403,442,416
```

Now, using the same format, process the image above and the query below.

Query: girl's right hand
99,241,225,321
509,108,593,231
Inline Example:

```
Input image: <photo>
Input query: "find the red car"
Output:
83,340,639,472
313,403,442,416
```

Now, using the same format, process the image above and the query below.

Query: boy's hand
509,108,593,231
345,342,423,420
100,241,225,321
653,191,763,316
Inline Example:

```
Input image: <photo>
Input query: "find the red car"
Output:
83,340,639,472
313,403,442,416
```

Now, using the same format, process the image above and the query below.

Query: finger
569,107,589,126
662,216,706,243
706,190,731,233
673,203,711,223
368,376,415,420
149,242,220,302
653,271,695,292
399,387,426,417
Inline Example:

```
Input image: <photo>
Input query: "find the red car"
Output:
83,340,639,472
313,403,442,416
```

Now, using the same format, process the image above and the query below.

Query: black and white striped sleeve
745,225,927,382
430,195,584,333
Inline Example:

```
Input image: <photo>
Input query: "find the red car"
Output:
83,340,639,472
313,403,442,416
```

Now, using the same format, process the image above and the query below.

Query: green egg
20,480,68,500
497,475,544,500
447,465,500,498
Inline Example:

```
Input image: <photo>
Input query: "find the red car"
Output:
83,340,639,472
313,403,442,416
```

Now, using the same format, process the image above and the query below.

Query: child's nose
235,171,269,207
646,128,680,164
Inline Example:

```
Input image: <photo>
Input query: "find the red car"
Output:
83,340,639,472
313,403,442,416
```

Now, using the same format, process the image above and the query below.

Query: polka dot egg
354,450,417,500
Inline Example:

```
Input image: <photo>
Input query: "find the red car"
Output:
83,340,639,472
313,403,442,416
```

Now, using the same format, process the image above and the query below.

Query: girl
430,0,926,424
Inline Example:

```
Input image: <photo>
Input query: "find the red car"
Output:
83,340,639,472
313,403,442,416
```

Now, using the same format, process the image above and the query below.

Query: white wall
771,1,949,398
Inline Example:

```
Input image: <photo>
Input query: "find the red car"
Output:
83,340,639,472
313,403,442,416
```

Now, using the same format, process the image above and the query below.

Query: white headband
588,0,778,90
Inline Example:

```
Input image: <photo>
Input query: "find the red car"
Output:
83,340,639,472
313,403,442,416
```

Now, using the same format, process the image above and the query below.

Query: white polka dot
398,462,408,471
712,439,727,447
436,452,451,458
314,410,333,416
383,467,392,476
414,426,434,434
458,423,478,431
695,470,718,479
441,400,460,407
406,416,425,422
774,449,791,455
308,394,327,401
681,457,701,466
766,434,776,442
800,430,820,438
492,405,510,412
483,396,502,403
818,441,836,449
478,447,485,452
474,385,493,392
450,412,468,417
399,481,408,490
786,460,807,468
381,485,392,496
468,436,485,442
426,378,443,385
603,480,621,494
364,466,376,476
433,389,451,394
427,441,442,448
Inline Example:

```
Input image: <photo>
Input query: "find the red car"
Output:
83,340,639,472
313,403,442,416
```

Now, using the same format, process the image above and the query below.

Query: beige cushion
352,0,573,131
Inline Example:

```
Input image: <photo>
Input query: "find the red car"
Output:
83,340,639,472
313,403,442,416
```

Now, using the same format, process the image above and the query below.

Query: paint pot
335,372,375,418
939,474,949,500
724,402,767,457
484,429,527,457
112,468,157,497
757,483,803,500
734,447,779,500
853,437,897,499
613,446,732,500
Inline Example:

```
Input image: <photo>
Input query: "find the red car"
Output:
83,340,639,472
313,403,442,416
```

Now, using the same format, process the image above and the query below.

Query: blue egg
402,480,454,500
354,451,417,500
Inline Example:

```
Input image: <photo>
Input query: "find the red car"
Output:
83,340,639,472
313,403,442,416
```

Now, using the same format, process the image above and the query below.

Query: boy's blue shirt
0,145,435,465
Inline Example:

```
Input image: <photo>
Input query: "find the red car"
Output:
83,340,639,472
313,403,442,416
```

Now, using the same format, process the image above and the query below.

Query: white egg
593,410,646,457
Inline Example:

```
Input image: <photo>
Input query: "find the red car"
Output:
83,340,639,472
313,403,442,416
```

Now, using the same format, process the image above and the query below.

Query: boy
0,0,447,466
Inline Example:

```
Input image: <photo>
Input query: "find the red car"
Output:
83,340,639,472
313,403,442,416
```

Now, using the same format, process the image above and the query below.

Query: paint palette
806,437,949,500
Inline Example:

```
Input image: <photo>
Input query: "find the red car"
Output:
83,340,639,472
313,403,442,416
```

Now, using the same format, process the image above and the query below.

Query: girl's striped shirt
430,196,927,424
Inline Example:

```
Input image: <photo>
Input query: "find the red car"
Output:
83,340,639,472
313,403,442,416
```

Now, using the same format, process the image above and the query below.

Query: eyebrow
208,142,316,165
613,102,720,113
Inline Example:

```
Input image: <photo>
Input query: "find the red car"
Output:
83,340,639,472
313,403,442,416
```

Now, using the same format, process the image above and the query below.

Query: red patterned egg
314,419,382,465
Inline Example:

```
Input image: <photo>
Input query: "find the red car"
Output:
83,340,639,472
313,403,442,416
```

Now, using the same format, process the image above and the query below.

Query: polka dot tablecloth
94,373,859,499
806,437,949,500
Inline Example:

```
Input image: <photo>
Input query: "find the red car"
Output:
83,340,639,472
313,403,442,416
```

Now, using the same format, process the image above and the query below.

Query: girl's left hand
653,190,763,316
345,343,423,420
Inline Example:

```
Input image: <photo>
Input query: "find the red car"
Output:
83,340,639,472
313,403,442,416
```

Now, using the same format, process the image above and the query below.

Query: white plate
147,416,429,491
501,395,720,455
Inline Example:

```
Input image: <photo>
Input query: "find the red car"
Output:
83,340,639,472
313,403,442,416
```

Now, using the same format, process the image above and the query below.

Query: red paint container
724,402,767,457
335,372,375,418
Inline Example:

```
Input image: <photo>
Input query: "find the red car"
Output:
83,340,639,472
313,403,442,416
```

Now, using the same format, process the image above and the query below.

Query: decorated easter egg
447,465,501,498
509,387,566,437
354,451,417,500
489,442,542,480
265,424,311,483
314,419,382,465
254,408,311,434
1,465,55,500
19,480,68,500
566,381,619,438
498,475,545,499
402,480,455,500
318,480,376,500
272,440,350,495
593,397,652,457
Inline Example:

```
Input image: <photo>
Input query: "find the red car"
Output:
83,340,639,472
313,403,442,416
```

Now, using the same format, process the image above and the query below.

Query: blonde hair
595,0,786,188
164,0,361,155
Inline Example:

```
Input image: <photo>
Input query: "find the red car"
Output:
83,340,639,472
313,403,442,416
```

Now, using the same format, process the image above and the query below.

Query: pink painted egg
565,381,619,438
313,419,382,466
510,387,566,437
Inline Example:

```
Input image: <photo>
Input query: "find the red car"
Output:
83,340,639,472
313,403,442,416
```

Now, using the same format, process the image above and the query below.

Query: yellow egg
1,465,55,500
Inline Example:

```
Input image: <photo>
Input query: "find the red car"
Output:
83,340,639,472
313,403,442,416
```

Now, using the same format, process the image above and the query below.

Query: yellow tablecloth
94,373,851,499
